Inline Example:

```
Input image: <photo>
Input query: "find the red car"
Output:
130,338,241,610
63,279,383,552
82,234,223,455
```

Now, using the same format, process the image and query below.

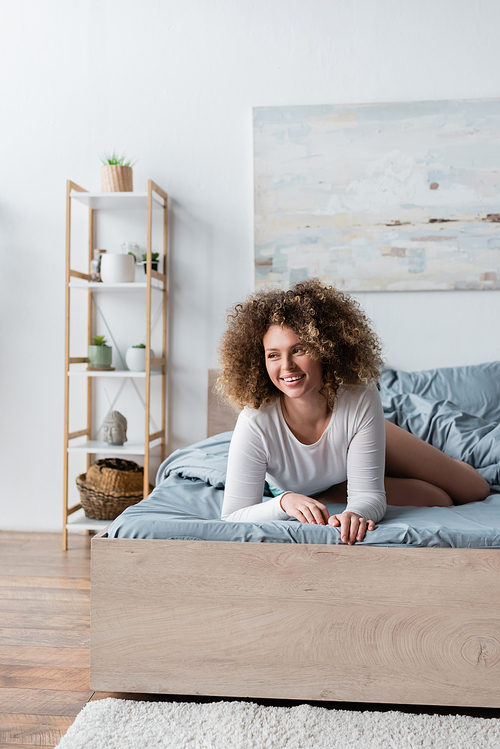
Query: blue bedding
108,362,500,547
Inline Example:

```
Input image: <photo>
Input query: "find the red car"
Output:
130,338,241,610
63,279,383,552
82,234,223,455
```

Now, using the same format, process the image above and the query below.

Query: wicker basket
76,458,152,520
101,165,133,192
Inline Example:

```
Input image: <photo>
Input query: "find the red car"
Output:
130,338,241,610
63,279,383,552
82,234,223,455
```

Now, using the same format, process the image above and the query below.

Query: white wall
1,0,500,531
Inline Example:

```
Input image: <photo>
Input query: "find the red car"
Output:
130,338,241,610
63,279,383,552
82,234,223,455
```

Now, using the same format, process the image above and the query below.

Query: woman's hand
328,512,375,544
280,493,329,525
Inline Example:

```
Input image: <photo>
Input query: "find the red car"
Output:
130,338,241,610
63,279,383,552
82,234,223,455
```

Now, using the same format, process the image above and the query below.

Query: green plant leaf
91,335,108,346
132,343,146,348
100,150,137,167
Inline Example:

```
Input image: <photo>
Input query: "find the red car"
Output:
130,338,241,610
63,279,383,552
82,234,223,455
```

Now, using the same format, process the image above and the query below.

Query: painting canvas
254,100,500,291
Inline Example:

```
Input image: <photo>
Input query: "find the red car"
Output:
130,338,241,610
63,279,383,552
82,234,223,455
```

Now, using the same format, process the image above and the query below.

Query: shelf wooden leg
162,193,168,462
144,181,153,497
62,446,69,551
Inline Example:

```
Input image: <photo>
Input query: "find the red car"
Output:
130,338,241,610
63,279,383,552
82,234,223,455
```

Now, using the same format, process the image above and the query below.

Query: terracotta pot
101,165,133,192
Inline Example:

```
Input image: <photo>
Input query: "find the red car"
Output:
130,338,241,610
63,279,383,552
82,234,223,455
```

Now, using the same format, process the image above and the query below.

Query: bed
91,362,500,707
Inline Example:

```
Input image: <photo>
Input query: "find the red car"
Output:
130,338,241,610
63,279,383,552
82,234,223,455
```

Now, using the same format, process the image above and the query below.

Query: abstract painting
254,99,500,291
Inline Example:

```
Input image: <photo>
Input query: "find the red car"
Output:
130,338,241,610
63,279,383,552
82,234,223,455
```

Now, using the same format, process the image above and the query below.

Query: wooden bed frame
90,373,500,708
91,536,500,707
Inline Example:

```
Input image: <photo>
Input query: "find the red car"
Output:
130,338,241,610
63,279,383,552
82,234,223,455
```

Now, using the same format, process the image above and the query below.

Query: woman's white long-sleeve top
221,384,386,524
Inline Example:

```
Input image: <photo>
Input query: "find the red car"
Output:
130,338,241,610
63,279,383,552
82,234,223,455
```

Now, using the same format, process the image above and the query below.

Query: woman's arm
221,413,290,522
325,386,386,542
344,386,387,523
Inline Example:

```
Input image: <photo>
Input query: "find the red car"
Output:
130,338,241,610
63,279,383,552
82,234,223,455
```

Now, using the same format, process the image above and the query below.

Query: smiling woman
217,280,489,544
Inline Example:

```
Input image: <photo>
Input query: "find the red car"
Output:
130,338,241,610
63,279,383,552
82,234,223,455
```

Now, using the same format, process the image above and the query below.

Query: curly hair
217,279,384,411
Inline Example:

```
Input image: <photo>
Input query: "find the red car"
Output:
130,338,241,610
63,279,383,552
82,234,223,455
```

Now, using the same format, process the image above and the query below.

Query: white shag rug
55,698,500,749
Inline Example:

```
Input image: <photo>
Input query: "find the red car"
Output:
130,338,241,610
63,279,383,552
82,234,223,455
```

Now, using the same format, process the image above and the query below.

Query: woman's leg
384,477,453,506
315,422,489,508
315,478,455,507
384,421,490,505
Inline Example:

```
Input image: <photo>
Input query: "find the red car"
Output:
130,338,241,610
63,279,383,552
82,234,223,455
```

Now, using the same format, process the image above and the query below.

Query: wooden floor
2,531,500,748
0,532,93,747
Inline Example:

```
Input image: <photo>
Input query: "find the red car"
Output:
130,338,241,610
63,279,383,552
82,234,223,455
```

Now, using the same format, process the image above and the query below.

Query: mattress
108,362,500,547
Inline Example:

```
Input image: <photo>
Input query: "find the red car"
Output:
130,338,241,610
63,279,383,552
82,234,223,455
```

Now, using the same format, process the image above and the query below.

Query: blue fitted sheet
108,362,500,547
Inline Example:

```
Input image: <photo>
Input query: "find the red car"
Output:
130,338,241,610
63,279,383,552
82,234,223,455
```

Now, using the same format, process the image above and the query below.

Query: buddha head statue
102,410,128,446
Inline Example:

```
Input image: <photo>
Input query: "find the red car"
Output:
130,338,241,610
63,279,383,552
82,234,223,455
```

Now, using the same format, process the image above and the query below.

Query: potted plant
142,252,160,273
125,343,158,371
126,343,146,371
88,335,113,369
100,151,136,193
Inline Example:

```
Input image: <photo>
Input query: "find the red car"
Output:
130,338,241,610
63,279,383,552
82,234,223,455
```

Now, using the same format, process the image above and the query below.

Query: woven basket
76,458,152,520
101,165,133,192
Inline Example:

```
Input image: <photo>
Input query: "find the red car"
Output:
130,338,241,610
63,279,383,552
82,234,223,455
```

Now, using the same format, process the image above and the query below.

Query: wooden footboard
91,534,500,707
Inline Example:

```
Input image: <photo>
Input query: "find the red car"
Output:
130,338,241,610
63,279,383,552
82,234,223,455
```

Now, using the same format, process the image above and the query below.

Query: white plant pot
125,347,156,371
100,254,135,284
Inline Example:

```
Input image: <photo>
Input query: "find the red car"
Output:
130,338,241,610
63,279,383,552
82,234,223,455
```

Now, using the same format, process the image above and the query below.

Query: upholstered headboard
207,370,238,437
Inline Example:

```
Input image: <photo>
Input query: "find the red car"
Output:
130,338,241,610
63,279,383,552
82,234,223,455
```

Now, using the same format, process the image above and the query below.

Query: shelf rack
63,180,169,549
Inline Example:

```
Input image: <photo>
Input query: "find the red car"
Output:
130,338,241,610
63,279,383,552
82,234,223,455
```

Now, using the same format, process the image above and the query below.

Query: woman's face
263,325,323,401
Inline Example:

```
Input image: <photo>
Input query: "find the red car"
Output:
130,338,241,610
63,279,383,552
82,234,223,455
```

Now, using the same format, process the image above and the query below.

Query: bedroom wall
1,0,500,531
